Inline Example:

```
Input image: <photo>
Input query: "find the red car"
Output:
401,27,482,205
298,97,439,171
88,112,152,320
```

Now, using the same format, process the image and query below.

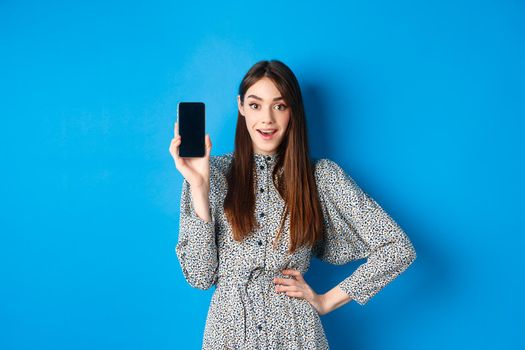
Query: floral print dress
175,152,417,349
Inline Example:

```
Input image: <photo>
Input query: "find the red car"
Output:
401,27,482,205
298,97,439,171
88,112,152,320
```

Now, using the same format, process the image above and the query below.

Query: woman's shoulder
312,157,357,191
312,157,345,176
209,152,234,173
204,153,233,200
208,152,234,185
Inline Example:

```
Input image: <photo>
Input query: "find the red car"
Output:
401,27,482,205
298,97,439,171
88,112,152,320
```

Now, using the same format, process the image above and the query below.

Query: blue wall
1,0,524,349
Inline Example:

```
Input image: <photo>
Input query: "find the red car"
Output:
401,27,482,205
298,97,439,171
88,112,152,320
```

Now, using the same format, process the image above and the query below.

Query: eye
248,103,259,110
274,104,288,111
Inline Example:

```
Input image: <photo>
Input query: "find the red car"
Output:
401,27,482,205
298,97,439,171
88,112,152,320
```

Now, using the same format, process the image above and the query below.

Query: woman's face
237,77,291,155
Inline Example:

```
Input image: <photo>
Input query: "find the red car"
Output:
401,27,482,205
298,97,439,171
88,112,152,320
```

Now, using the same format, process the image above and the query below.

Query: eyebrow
246,94,284,101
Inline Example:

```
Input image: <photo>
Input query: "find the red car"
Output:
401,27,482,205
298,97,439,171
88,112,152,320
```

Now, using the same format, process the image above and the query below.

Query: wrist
190,183,209,195
189,185,211,223
313,293,329,316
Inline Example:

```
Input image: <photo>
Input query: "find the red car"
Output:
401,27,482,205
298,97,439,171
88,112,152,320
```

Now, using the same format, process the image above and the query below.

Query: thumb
205,134,212,157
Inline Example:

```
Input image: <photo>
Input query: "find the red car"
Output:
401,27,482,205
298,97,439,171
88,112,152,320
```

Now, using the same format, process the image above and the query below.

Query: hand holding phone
169,102,212,191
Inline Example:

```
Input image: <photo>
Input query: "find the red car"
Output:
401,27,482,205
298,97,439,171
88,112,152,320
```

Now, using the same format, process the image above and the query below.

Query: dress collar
226,151,279,167
253,152,280,172
253,152,278,162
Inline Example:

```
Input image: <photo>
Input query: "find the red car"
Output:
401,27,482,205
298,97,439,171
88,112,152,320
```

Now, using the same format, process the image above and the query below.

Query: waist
216,268,295,287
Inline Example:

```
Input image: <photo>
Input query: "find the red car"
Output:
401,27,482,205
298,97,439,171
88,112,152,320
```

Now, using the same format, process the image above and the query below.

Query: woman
169,60,417,349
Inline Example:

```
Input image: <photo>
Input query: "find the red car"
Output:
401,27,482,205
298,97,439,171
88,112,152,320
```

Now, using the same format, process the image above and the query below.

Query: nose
261,106,276,125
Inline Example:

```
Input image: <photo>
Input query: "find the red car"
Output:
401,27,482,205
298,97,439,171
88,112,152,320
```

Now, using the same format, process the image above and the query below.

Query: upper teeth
260,130,275,134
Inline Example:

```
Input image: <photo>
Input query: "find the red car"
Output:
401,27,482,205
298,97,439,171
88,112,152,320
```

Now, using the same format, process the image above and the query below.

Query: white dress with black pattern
175,152,417,349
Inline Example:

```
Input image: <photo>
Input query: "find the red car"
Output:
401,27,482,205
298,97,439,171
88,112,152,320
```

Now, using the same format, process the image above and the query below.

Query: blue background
1,0,524,349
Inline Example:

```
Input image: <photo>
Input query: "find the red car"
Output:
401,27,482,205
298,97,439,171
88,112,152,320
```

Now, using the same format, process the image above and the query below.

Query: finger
170,137,182,162
282,269,303,281
169,136,181,153
284,291,303,298
276,285,300,293
169,138,176,154
273,277,296,286
205,134,212,157
174,120,179,138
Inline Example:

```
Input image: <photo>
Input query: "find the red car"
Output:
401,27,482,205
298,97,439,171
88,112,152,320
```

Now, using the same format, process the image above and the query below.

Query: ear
237,95,244,117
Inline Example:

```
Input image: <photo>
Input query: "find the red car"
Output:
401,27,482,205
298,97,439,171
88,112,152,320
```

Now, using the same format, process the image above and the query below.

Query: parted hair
224,59,324,254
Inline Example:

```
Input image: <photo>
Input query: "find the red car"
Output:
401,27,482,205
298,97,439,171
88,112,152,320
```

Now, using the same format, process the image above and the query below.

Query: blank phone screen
178,102,205,157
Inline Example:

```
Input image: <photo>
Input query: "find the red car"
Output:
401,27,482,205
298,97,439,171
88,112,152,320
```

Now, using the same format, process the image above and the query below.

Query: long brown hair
223,59,324,254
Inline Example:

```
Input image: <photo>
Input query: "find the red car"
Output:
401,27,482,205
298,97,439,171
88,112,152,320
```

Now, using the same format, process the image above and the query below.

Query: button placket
256,155,271,253
253,154,276,346
258,156,268,222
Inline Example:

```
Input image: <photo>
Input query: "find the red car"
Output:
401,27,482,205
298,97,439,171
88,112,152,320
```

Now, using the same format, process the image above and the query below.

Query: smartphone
177,102,205,157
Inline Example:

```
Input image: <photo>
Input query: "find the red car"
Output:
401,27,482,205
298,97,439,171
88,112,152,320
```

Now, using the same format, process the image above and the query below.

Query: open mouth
257,129,277,136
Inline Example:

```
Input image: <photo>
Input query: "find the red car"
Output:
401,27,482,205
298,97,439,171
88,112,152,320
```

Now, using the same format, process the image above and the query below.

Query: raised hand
169,120,212,191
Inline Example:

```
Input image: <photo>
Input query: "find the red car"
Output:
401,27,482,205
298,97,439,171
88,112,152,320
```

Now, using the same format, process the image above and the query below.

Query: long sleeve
313,159,417,305
175,176,219,290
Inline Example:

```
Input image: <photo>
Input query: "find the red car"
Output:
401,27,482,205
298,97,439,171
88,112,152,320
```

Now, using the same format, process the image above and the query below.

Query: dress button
260,188,264,193
260,165,264,170
260,212,265,218
257,240,262,246
266,156,271,161
257,324,263,331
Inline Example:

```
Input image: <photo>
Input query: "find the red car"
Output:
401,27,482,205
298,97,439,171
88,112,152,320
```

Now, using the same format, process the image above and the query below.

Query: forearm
175,179,217,290
319,285,353,315
190,184,211,223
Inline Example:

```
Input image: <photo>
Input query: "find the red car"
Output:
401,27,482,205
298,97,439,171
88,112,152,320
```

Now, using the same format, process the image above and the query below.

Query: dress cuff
337,280,369,306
